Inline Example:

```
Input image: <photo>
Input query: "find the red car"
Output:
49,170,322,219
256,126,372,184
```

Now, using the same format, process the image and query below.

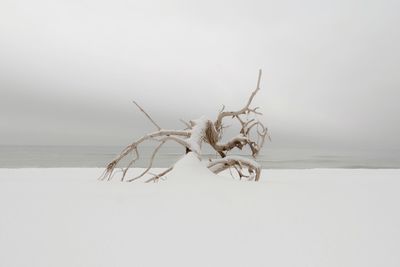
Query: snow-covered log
100,70,269,182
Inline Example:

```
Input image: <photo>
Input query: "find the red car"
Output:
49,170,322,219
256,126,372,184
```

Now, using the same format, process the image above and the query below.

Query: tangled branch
100,69,269,182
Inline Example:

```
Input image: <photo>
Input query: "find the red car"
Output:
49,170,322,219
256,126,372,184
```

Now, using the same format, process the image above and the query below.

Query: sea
1,145,399,169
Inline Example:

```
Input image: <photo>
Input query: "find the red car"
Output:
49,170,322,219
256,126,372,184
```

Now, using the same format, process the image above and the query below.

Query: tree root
100,70,268,182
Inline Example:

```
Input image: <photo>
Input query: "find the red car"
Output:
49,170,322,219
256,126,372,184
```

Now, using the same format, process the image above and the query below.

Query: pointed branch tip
132,100,161,130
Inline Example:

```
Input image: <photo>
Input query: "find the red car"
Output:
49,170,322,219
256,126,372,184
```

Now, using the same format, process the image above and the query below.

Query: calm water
1,145,399,168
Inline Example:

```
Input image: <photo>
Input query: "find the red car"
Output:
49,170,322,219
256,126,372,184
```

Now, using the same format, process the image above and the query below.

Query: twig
179,119,191,129
126,140,166,182
145,167,173,183
132,100,161,130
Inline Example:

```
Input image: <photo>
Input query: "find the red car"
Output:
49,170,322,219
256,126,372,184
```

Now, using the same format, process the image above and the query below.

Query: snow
1,154,400,267
186,116,209,154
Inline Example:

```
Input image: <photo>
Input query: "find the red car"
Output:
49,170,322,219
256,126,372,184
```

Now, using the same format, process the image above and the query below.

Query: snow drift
1,155,399,267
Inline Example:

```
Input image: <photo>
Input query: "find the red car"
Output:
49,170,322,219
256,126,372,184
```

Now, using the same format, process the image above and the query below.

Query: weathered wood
100,70,268,182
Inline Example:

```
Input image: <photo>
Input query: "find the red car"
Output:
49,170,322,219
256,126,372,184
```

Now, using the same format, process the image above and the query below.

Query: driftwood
100,70,269,182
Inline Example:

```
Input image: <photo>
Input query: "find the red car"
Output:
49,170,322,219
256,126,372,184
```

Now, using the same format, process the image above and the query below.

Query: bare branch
214,69,262,131
145,167,173,183
121,149,139,181
208,155,261,181
179,119,191,129
100,129,191,181
132,100,161,130
126,140,166,182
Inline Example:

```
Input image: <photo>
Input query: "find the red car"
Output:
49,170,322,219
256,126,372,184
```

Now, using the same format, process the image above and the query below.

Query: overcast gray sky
1,0,399,150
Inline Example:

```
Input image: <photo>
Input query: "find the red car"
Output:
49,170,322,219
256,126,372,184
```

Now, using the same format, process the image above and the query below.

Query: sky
1,0,399,150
